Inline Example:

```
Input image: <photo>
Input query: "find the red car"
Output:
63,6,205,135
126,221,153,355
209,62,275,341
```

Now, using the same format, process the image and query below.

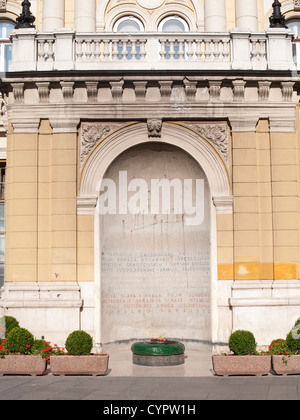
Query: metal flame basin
131,340,185,357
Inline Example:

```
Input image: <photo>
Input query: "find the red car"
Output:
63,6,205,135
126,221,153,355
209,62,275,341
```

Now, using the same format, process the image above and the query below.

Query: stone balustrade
9,28,296,72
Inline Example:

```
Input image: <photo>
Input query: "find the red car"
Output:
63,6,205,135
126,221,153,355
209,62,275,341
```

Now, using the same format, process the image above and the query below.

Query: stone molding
0,282,83,309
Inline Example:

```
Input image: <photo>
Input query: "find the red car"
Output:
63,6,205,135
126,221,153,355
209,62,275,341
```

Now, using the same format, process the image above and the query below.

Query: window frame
113,16,145,33
0,20,15,73
158,15,189,32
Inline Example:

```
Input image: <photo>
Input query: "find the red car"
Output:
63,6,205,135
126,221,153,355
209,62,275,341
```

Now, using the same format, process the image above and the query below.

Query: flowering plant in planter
270,318,300,375
212,330,271,376
50,330,109,376
0,326,48,376
30,339,67,364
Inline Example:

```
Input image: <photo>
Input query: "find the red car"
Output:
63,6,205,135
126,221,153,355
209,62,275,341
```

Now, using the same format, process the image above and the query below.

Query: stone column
42,0,65,32
74,0,96,33
204,0,226,32
235,0,258,32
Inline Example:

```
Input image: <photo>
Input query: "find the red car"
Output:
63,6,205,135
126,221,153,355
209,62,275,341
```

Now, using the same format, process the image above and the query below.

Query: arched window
0,21,15,73
113,16,144,33
158,16,189,32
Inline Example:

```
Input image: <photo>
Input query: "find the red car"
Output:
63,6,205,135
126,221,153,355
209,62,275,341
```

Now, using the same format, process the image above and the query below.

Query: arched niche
78,122,232,349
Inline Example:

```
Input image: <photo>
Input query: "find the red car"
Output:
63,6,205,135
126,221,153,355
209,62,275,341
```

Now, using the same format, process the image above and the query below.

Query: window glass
0,21,15,73
287,20,300,38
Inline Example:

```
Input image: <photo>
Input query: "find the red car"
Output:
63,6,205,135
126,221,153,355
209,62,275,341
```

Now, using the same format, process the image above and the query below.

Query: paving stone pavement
0,350,299,402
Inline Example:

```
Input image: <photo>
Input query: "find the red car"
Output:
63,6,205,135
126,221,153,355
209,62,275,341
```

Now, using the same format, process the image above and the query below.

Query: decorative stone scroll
294,0,300,10
180,123,229,165
80,123,122,168
0,0,6,12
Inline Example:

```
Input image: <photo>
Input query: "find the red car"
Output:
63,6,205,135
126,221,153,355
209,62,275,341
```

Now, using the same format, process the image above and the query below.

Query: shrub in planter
270,318,300,375
50,330,109,376
212,330,271,376
65,330,93,355
228,330,257,355
0,328,47,376
286,325,300,354
6,327,34,354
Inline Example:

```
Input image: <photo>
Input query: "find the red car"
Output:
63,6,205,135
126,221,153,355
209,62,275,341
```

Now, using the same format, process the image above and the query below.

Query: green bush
6,327,34,354
228,330,257,355
286,328,300,354
0,316,19,334
268,338,288,355
65,330,93,356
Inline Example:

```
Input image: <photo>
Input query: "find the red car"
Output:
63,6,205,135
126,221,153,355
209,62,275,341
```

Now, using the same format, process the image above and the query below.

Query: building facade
0,0,299,351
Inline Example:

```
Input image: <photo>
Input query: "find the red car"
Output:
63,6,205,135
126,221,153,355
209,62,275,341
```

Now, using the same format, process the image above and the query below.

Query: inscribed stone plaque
100,143,211,344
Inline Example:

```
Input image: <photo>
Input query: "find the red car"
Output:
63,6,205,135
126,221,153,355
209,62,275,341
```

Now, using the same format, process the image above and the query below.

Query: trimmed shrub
1,316,19,334
6,327,34,354
65,330,93,356
228,330,257,355
286,328,300,354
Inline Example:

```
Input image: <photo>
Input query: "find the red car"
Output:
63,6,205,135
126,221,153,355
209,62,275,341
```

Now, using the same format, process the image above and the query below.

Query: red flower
26,344,30,348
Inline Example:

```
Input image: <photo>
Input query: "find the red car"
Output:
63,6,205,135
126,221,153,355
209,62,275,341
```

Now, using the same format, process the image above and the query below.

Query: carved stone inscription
100,143,211,344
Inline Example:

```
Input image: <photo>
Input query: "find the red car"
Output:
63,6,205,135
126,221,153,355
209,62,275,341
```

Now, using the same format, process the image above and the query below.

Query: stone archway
78,121,232,350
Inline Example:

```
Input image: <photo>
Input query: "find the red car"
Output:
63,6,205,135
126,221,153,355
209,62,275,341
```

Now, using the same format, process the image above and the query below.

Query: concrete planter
212,355,271,376
0,355,47,376
50,354,109,376
272,355,300,375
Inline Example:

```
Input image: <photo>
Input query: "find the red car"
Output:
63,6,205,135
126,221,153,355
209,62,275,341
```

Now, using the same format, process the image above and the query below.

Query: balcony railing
9,28,297,72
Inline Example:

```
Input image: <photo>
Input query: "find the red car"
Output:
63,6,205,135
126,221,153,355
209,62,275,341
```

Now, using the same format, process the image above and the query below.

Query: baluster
160,40,166,60
213,40,220,62
222,39,230,62
251,40,258,62
76,40,83,62
121,40,127,60
260,40,267,61
103,40,110,61
139,40,146,61
204,40,212,62
195,39,202,61
38,40,45,61
85,40,93,61
47,40,55,62
94,40,100,61
131,40,137,60
169,40,176,60
186,40,194,61
178,40,185,60
112,40,119,61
